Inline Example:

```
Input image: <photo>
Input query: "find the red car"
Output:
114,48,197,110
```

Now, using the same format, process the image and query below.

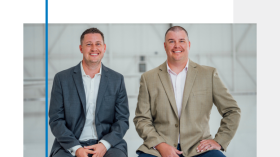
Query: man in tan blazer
133,26,241,157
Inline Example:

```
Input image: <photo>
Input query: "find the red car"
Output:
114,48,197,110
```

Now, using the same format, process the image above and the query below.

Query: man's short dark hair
165,26,189,40
80,27,105,45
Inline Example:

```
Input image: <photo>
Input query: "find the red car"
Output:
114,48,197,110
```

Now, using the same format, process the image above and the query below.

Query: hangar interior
24,24,256,157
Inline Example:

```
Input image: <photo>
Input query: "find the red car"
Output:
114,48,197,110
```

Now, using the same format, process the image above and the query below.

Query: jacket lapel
181,60,197,113
158,61,179,118
95,64,109,114
72,62,87,115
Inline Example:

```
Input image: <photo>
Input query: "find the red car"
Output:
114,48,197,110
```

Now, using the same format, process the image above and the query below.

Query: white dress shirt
167,60,189,143
69,62,111,156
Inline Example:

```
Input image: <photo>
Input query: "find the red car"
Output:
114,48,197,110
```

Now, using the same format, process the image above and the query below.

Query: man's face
164,30,190,64
79,33,106,65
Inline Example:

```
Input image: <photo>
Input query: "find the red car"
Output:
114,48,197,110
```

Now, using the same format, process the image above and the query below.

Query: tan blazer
133,60,241,157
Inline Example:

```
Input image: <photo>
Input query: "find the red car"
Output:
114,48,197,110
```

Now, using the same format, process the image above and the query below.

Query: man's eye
170,41,174,43
180,41,185,42
87,44,91,46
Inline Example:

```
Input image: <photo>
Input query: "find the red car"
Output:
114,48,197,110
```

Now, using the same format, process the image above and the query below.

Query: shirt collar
167,59,189,74
80,61,102,76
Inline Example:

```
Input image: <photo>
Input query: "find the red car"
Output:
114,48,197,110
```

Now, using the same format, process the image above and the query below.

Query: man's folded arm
212,68,241,151
49,74,81,150
100,75,129,147
133,74,166,148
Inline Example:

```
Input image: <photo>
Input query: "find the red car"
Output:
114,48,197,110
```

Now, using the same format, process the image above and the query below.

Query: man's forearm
101,75,129,147
49,74,81,150
212,68,241,150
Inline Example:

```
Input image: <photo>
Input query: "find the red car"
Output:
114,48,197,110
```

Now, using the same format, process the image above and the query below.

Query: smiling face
79,33,106,66
164,30,190,65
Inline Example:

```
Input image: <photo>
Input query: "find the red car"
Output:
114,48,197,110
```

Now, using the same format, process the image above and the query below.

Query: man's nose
91,45,97,51
174,41,179,48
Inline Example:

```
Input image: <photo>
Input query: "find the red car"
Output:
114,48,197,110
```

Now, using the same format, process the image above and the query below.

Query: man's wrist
212,138,224,151
99,140,111,151
219,144,224,151
69,145,82,156
153,144,158,150
154,142,165,150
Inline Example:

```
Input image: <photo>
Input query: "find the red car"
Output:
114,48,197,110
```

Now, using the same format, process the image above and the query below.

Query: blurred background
24,24,256,157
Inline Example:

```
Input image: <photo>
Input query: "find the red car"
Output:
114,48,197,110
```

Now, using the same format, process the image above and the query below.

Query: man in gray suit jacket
49,28,129,157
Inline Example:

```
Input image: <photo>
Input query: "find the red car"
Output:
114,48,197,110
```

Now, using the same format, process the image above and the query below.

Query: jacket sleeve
133,74,166,148
100,75,130,147
49,74,80,150
212,68,241,151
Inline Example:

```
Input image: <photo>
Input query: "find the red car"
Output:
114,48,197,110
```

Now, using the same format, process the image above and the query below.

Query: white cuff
99,140,111,151
68,145,82,156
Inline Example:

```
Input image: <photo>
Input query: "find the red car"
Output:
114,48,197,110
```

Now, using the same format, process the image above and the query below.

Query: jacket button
175,124,178,127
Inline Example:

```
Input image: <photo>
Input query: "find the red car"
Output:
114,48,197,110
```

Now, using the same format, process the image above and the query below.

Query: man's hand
75,147,95,157
196,139,221,153
155,143,183,157
84,143,107,157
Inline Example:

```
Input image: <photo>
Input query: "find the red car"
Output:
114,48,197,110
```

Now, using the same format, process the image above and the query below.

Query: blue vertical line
45,0,48,157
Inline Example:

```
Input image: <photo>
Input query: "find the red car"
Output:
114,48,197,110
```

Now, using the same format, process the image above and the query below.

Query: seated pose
49,28,129,157
134,26,241,157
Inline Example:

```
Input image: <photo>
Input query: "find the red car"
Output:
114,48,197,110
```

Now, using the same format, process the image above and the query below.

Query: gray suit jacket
49,63,129,156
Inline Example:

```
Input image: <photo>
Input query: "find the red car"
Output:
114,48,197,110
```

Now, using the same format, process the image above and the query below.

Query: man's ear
79,45,82,53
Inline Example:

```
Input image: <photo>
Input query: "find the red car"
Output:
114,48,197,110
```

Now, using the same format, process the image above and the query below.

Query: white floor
24,95,256,157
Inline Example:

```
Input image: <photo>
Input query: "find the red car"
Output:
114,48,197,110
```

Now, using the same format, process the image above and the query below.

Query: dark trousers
137,144,225,157
53,139,126,157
